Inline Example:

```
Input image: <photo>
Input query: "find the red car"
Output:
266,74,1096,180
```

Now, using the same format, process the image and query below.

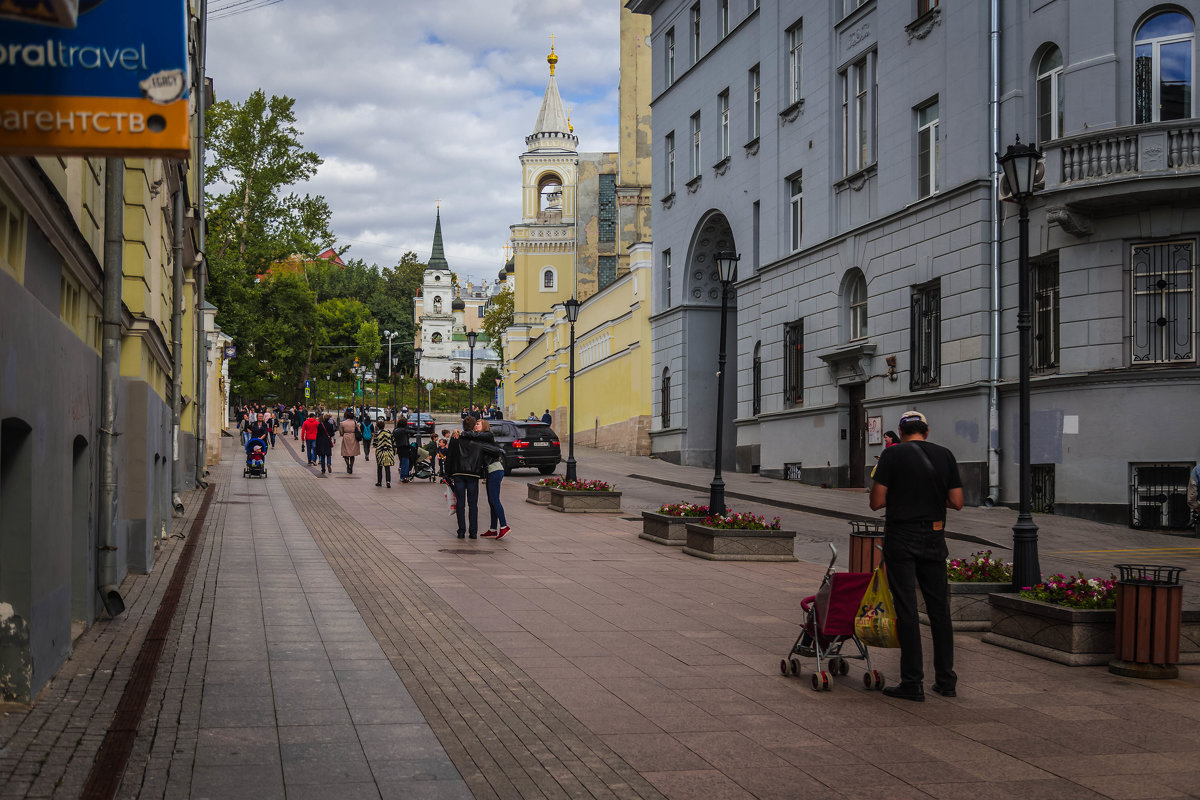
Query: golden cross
550,33,556,51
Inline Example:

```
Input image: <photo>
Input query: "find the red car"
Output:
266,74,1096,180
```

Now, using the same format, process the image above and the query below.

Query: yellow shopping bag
854,565,900,648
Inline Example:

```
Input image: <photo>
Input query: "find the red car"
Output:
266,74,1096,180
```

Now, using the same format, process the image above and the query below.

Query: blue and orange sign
0,0,189,158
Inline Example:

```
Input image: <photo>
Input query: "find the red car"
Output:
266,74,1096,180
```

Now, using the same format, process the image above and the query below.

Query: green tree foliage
480,284,514,363
355,320,382,367
475,365,501,399
229,272,318,398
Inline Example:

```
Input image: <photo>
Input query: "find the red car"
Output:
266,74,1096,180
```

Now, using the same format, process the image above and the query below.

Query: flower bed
919,551,1014,631
1019,573,1117,610
640,503,712,546
983,593,1116,666
546,480,622,513
538,477,613,491
948,550,1013,584
683,513,795,562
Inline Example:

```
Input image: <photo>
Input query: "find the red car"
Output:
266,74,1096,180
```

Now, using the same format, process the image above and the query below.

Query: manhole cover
438,548,492,555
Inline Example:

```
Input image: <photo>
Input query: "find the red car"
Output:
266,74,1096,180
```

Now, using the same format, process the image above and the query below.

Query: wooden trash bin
1109,564,1186,680
848,520,885,574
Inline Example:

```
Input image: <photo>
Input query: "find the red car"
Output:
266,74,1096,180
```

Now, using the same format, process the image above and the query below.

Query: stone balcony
1042,119,1200,208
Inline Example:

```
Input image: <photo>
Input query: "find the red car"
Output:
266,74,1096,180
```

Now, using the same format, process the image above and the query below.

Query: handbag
854,565,901,648
354,423,363,442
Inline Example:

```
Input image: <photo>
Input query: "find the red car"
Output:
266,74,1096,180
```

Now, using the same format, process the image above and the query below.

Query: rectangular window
842,0,867,17
840,53,876,176
910,280,941,390
665,28,675,86
690,112,702,178
478,306,485,318
917,0,939,15
720,0,729,37
784,320,804,407
749,64,761,140
598,174,616,243
752,200,760,269
691,2,701,64
663,248,672,306
1131,463,1195,529
1037,61,1064,143
788,173,802,252
598,255,617,290
1131,240,1194,364
917,98,940,198
665,131,676,191
718,90,730,159
787,21,803,105
1032,257,1060,373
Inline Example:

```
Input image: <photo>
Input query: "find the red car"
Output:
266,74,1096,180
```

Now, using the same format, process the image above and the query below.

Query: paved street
2,437,1199,800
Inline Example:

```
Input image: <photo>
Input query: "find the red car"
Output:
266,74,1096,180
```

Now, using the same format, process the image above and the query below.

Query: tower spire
428,206,449,271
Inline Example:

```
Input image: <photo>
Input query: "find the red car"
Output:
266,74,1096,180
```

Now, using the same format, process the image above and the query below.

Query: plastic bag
444,485,456,514
854,565,900,648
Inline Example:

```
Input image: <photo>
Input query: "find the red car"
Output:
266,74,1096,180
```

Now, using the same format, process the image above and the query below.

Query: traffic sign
304,387,310,398
425,382,433,391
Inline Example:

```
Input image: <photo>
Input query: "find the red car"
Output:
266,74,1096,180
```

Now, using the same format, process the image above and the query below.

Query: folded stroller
781,544,884,692
243,437,267,478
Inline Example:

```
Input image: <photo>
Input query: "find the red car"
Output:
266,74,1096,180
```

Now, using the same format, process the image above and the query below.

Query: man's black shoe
931,683,956,698
882,685,925,702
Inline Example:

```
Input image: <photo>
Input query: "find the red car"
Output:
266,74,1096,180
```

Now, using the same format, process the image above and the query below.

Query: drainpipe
194,0,210,486
985,0,1002,507
172,184,184,511
97,158,126,617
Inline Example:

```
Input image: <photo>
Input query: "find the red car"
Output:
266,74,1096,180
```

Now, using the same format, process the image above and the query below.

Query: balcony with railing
1043,119,1200,194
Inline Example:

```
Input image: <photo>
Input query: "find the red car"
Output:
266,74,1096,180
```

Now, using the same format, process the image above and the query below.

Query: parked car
405,412,436,437
488,420,561,474
365,406,389,421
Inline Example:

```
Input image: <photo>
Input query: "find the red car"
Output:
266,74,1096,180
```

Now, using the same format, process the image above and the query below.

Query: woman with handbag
373,419,396,487
339,410,361,474
314,413,336,475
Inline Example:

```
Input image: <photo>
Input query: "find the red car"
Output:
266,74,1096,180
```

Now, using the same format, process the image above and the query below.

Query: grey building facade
630,0,1200,527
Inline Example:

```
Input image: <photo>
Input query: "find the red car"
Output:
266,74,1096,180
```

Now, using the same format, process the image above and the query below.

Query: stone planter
526,483,552,506
683,523,797,562
918,581,1010,631
982,593,1115,666
547,487,622,513
639,511,692,546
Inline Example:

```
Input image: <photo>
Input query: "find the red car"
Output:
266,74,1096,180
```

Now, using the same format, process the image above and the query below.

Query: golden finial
547,34,558,76
567,106,574,133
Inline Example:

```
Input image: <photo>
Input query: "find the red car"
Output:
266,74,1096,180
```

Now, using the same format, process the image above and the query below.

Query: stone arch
684,210,736,305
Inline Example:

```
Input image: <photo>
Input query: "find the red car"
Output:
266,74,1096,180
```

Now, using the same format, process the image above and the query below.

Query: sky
206,0,623,287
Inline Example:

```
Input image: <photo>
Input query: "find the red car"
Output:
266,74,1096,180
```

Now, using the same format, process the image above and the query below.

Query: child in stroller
244,437,268,478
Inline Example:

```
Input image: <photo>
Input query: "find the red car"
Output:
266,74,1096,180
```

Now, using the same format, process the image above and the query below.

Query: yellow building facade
501,4,654,454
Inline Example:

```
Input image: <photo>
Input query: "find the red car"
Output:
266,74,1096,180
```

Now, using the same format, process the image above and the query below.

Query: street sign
0,0,190,158
223,345,236,359
425,382,433,391
304,387,310,399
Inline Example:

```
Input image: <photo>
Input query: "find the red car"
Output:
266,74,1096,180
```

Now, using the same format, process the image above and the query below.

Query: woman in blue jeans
474,420,509,539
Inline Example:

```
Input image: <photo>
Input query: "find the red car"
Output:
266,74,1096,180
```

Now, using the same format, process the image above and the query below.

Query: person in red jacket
301,412,319,465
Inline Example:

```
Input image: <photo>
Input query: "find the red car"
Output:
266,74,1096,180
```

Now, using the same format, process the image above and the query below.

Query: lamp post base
565,456,577,482
708,477,725,516
1010,513,1041,591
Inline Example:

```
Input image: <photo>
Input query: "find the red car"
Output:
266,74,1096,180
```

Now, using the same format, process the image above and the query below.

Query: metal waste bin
848,520,885,574
1109,564,1186,680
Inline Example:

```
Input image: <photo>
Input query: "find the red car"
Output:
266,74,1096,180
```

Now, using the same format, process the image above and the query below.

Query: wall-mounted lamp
885,355,898,382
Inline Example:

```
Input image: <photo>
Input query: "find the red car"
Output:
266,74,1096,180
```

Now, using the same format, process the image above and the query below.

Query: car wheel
538,464,556,475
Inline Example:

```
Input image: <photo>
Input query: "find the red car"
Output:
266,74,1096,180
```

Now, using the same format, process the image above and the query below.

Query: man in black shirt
869,410,964,702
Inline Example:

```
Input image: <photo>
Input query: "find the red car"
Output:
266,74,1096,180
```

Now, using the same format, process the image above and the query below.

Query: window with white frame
720,0,729,37
1037,46,1064,143
663,248,672,306
917,98,939,198
841,0,867,19
541,267,557,291
841,53,876,176
1131,240,1194,363
788,173,802,252
917,0,939,16
718,90,730,159
786,21,803,105
665,27,676,86
1134,11,1194,124
665,131,676,191
690,112,702,178
690,2,701,64
847,271,868,341
749,64,761,140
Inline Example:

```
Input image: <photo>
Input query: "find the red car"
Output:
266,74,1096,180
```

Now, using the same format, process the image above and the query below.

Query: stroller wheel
811,671,830,692
873,670,885,690
862,671,873,689
780,659,790,677
789,658,801,677
838,658,849,676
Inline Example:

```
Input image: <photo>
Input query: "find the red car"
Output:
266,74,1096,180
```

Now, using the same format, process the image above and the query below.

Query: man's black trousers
882,524,957,690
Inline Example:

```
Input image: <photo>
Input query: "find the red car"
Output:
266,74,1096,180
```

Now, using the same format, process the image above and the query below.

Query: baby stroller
781,543,884,692
243,437,267,478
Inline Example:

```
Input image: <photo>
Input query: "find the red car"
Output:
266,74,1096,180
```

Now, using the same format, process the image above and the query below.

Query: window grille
784,320,804,407
1131,240,1193,363
751,341,762,416
1130,463,1193,529
598,175,616,243
660,369,671,427
542,270,554,289
1032,257,1059,372
910,280,940,390
1031,464,1055,514
598,256,617,290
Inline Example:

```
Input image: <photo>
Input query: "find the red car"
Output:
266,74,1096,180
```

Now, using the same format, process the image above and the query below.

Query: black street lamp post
564,298,580,481
374,361,380,412
336,370,342,410
413,347,423,449
708,252,740,515
467,330,478,411
325,375,330,409
998,136,1043,592
391,355,398,408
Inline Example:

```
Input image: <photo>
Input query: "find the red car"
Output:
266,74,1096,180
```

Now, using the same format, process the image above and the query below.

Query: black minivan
488,420,561,474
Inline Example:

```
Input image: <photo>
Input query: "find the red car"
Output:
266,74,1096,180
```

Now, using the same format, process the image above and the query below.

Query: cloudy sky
206,0,623,286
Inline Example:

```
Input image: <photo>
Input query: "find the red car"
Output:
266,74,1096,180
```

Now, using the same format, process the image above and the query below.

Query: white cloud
206,0,621,285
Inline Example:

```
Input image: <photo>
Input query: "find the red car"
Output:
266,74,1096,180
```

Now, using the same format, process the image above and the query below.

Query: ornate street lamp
374,361,381,412
564,297,581,481
998,135,1043,591
391,355,398,408
325,374,330,408
413,347,423,448
336,370,342,410
709,251,740,515
467,330,478,411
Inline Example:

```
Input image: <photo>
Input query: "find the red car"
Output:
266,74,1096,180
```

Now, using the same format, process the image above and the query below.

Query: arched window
1037,46,1064,142
846,271,868,341
660,368,671,427
538,174,563,214
540,267,557,291
751,341,762,416
1135,11,1195,124
433,295,442,313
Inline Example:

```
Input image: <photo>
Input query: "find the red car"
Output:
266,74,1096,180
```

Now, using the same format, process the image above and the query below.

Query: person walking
314,413,336,475
541,409,552,425
475,419,510,540
446,417,486,539
361,414,374,461
246,413,271,451
394,416,412,482
869,410,964,702
301,412,318,465
374,419,396,487
339,410,362,474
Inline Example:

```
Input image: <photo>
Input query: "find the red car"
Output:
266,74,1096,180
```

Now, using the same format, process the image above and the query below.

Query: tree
315,298,372,376
480,284,514,364
475,365,501,401
355,320,382,368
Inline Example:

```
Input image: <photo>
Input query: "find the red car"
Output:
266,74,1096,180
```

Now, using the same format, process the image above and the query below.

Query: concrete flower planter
526,483,552,505
547,487,622,513
982,593,1115,666
639,511,692,546
919,581,1011,631
683,523,797,562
